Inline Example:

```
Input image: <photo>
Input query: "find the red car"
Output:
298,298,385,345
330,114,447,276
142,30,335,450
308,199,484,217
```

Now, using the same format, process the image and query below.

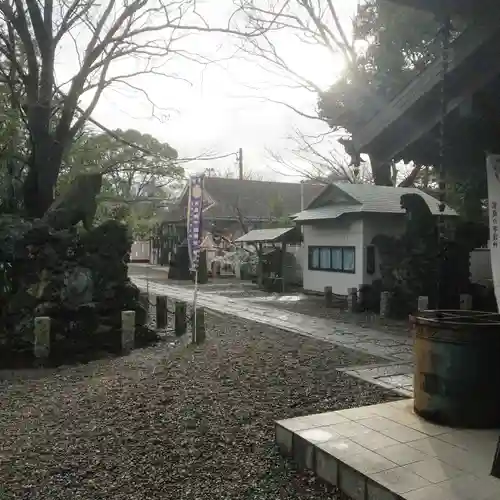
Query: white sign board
486,155,500,310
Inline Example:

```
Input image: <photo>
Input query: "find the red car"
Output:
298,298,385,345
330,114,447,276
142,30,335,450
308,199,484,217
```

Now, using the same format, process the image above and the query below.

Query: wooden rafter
351,17,500,163
388,0,499,19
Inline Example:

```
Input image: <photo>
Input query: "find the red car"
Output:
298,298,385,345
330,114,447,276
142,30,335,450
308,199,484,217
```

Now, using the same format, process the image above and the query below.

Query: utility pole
238,148,243,180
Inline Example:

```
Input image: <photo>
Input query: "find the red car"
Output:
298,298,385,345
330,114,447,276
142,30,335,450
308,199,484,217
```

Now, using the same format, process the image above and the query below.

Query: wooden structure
235,227,302,292
156,178,323,266
350,2,500,168
366,0,500,472
391,0,499,18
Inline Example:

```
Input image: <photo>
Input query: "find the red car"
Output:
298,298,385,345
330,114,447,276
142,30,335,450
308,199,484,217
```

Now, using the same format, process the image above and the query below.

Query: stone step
276,399,500,500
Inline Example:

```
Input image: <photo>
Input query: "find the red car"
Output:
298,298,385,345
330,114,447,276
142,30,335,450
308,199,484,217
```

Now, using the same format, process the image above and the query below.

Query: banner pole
193,269,199,342
186,173,204,343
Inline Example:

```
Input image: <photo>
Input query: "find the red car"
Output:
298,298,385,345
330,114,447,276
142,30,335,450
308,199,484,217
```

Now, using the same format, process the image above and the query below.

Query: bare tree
0,0,271,217
237,0,421,186
267,127,372,184
205,165,264,181
238,0,356,116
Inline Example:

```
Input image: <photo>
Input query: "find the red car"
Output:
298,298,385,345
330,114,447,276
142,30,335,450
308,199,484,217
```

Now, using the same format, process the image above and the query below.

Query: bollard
121,310,135,353
460,293,473,311
192,307,206,344
156,295,168,329
324,286,333,307
34,316,51,360
175,301,187,336
347,287,358,313
380,291,391,318
417,296,429,312
139,291,149,311
358,284,367,310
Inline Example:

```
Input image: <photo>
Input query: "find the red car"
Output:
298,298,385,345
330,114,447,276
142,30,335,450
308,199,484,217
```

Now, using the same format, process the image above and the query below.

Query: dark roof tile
163,177,324,222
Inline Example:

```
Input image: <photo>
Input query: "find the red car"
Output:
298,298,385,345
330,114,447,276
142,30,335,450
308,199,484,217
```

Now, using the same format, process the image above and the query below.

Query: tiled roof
335,183,457,216
294,183,457,222
235,227,295,243
293,205,362,222
162,177,325,222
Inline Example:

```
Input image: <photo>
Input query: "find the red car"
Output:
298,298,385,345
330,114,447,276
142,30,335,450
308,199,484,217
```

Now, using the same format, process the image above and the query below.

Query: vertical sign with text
187,174,205,272
486,155,500,310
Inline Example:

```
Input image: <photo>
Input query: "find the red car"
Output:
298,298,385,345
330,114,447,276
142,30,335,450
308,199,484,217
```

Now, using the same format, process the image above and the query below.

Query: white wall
302,214,407,295
131,241,151,262
302,219,364,294
303,213,493,295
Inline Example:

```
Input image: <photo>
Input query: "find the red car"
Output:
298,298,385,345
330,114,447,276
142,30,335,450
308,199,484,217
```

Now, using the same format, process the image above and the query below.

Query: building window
308,246,355,273
366,245,376,275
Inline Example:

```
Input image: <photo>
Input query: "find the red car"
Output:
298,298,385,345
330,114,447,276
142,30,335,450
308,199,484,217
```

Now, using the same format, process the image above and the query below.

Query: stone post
175,301,187,336
121,310,135,353
417,296,429,312
156,295,168,329
139,291,149,311
380,291,391,318
34,316,51,360
324,286,333,307
257,242,264,288
192,307,206,345
358,284,366,310
460,294,473,311
347,287,358,313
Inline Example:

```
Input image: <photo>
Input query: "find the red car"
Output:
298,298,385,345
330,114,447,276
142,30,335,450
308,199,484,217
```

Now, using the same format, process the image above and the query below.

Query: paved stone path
132,275,414,396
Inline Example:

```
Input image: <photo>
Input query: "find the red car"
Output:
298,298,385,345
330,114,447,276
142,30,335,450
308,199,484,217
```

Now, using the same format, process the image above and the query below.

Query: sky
70,0,358,183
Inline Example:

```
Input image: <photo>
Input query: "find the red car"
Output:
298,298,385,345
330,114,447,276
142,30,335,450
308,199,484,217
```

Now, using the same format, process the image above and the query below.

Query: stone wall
0,216,157,367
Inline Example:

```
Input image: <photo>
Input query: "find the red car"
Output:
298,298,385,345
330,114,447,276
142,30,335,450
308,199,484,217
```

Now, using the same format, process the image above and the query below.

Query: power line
84,111,239,165
56,88,240,166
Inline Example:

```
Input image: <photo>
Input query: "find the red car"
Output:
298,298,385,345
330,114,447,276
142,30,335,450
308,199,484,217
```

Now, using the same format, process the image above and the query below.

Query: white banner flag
486,154,500,310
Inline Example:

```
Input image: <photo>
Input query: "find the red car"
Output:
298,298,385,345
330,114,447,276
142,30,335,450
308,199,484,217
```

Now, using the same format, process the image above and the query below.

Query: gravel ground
0,313,401,500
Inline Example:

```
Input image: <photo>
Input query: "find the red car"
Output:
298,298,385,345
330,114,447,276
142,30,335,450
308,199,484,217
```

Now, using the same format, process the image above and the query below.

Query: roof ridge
204,177,316,186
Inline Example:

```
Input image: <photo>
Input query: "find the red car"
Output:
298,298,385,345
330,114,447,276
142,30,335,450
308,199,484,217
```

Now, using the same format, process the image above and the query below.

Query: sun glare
286,40,348,91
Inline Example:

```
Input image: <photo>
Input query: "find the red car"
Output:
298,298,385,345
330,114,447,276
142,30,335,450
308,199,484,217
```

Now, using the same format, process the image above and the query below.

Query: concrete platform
276,399,500,500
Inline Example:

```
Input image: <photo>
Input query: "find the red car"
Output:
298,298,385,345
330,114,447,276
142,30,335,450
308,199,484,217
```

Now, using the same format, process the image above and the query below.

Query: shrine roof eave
387,0,499,19
350,18,500,163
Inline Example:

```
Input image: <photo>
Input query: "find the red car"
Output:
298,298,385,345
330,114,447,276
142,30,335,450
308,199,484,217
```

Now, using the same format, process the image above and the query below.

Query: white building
293,183,457,295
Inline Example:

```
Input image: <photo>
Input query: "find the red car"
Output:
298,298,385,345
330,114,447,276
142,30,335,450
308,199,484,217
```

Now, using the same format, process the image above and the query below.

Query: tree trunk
23,136,64,218
398,164,423,187
370,157,393,186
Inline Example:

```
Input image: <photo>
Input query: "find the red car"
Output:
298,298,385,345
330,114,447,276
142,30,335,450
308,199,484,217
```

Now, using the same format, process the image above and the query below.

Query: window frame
308,245,356,274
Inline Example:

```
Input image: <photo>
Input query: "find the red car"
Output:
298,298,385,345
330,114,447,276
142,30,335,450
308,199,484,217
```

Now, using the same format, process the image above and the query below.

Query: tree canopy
0,0,263,218
58,127,183,237
239,0,442,186
317,0,445,184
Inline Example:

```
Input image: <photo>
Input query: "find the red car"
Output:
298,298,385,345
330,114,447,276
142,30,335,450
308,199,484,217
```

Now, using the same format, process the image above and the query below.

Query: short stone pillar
460,293,473,311
175,301,187,336
192,307,206,345
34,316,51,360
121,310,135,353
347,287,358,313
324,286,333,307
417,296,429,312
156,295,168,329
380,291,391,318
139,291,149,310
358,284,366,309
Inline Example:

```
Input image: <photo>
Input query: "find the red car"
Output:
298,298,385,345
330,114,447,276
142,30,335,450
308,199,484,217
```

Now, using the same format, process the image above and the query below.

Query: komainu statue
43,173,103,230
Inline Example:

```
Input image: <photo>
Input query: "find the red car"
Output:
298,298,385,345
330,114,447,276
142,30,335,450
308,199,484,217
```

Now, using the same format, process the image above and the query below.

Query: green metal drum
413,310,500,428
